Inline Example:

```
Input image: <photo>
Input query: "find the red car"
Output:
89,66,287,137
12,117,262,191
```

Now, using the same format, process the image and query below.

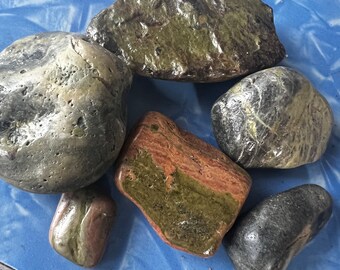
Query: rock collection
211,66,333,168
115,111,251,257
225,184,333,270
87,0,285,82
0,0,334,268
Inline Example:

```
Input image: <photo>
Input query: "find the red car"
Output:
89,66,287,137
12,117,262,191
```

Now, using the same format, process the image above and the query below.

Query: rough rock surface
211,66,333,168
87,0,285,82
0,32,132,193
49,187,116,267
115,111,251,257
225,184,333,270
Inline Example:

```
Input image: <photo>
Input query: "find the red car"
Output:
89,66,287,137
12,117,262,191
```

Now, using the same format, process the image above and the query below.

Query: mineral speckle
211,66,333,168
226,184,333,270
0,32,132,193
87,0,285,82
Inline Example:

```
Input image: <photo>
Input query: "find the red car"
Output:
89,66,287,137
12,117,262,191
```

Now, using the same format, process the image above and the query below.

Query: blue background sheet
0,0,339,269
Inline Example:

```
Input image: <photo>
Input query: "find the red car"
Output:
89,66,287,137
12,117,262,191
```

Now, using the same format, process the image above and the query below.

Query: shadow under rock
222,167,304,251
192,77,243,146
242,165,310,213
194,77,241,113
288,209,337,270
95,168,140,269
323,127,340,163
126,75,189,131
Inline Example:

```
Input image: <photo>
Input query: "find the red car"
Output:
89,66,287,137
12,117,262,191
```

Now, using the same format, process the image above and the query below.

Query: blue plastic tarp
0,0,339,269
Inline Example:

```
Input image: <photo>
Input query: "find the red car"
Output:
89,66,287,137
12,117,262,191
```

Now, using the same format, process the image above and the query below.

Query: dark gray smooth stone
226,184,333,270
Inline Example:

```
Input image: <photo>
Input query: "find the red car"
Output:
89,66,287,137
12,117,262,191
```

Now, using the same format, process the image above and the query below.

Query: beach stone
211,66,333,168
87,0,285,82
0,32,132,193
226,184,333,270
49,187,116,267
115,111,251,257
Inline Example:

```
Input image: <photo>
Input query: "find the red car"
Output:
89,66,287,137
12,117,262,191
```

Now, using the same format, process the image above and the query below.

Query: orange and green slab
115,111,251,257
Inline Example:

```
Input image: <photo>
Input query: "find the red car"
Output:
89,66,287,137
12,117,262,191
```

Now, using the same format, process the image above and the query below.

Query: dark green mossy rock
87,0,285,82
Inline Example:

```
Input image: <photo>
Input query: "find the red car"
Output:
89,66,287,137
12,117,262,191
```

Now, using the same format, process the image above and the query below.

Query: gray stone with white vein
211,66,333,168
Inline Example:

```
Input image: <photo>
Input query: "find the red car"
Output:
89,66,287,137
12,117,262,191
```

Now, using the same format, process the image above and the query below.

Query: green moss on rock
122,150,238,256
88,0,285,82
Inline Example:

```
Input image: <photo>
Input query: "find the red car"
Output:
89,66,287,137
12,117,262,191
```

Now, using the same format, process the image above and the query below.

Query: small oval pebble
211,66,333,168
0,32,132,193
87,0,285,82
225,184,333,270
115,111,251,257
49,187,116,267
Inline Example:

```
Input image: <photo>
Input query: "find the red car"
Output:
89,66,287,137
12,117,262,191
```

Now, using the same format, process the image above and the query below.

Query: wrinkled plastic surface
0,0,339,269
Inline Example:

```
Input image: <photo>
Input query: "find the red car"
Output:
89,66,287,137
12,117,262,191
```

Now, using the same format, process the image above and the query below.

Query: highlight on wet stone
225,184,333,270
87,0,285,82
115,111,252,257
49,187,116,267
0,32,132,193
211,66,333,168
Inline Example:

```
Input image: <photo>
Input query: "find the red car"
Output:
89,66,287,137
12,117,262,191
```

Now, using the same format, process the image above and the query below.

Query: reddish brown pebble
49,188,116,267
115,111,252,257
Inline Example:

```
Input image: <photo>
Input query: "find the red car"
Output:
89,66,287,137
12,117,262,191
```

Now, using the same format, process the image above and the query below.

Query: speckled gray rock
87,0,285,82
0,32,132,193
211,66,333,168
226,184,333,270
49,187,116,267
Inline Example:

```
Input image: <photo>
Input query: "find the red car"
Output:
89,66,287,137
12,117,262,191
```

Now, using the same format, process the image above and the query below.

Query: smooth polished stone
226,184,333,270
0,32,132,193
49,187,116,267
115,111,252,257
211,66,333,168
87,0,285,82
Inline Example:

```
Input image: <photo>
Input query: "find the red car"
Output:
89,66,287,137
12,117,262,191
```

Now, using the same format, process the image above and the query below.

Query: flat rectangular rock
115,111,251,257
